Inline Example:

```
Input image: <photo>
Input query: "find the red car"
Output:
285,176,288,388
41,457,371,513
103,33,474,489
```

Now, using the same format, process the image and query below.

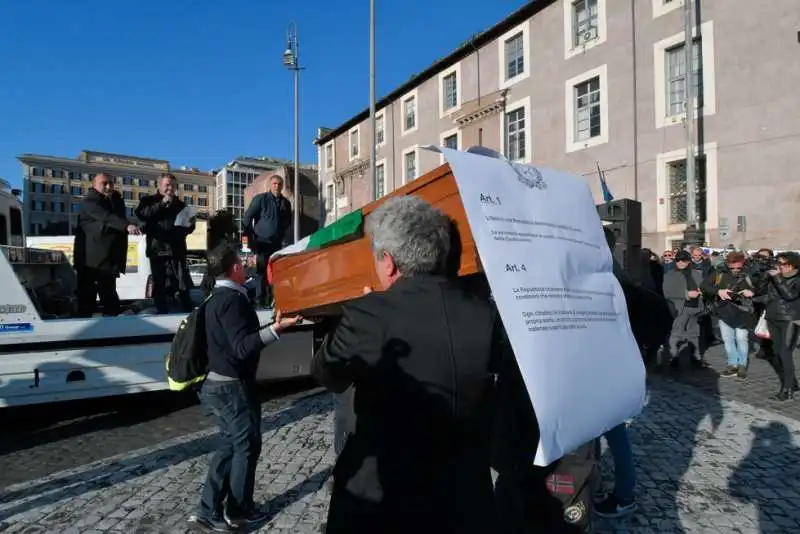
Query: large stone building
315,0,800,251
215,157,319,238
19,150,216,236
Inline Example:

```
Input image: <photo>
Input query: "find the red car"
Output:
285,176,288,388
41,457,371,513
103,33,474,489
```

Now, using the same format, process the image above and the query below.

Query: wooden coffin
271,163,481,316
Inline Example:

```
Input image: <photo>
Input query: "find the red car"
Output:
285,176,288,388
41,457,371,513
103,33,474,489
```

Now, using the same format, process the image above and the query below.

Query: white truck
0,193,316,408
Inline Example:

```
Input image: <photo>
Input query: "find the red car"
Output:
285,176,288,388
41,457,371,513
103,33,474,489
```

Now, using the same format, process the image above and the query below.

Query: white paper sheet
174,206,197,228
433,146,646,466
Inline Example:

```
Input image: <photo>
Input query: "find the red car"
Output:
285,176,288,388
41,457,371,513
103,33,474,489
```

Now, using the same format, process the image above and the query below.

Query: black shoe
225,507,270,527
691,358,710,369
187,514,237,532
772,388,794,402
594,494,637,518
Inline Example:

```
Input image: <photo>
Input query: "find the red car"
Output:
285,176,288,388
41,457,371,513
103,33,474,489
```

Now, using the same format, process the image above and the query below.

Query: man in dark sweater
189,243,301,532
242,175,292,306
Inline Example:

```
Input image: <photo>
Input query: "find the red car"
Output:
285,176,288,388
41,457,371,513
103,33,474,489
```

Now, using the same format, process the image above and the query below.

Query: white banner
436,147,646,466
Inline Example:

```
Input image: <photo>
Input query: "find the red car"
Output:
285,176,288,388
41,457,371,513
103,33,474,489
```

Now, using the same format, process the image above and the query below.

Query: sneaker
594,494,637,518
225,507,270,527
720,366,738,378
737,368,748,380
187,514,237,532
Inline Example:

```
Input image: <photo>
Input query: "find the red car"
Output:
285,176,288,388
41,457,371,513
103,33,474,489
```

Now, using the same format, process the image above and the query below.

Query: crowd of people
638,244,800,401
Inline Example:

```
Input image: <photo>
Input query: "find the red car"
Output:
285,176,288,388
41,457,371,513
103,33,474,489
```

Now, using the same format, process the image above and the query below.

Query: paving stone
3,363,800,532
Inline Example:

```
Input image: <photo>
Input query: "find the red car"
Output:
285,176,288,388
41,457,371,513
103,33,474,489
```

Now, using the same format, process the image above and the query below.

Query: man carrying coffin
311,196,500,534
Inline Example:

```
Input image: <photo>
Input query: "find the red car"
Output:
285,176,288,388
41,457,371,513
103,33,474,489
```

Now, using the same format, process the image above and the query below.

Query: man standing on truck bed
135,173,195,314
242,174,291,307
74,173,141,317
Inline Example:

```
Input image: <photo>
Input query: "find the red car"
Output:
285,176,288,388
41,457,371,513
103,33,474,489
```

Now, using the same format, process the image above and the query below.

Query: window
32,167,44,177
71,203,80,213
440,129,460,163
499,22,529,88
505,107,527,162
31,182,45,193
375,114,385,146
326,183,334,212
505,34,524,81
183,196,193,205
325,143,334,170
403,147,418,183
564,0,606,58
349,128,360,160
123,176,134,186
53,202,64,213
197,197,208,207
653,21,716,128
138,191,148,200
665,41,702,117
668,156,707,225
652,0,681,19
443,134,458,150
401,91,418,134
198,185,208,193
375,164,385,198
123,191,133,200
566,65,608,152
126,207,134,218
52,169,63,178
182,183,195,191
51,184,63,195
573,0,598,47
575,77,601,141
70,186,82,196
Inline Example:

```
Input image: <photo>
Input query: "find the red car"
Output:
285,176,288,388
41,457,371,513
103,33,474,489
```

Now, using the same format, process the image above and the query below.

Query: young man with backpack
186,243,301,532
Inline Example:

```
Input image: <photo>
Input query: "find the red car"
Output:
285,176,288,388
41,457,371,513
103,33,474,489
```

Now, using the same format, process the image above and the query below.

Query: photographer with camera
700,252,760,379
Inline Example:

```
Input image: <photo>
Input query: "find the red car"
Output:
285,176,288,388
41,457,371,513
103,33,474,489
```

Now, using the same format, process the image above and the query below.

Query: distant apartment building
315,0,800,250
19,151,216,236
215,157,319,236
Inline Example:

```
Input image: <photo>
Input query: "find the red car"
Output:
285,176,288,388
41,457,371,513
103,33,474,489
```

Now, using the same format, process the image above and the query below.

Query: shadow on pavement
728,422,800,532
0,378,317,457
0,392,331,524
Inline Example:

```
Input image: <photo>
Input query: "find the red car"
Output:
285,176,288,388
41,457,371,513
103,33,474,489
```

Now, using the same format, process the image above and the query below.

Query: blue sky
0,0,527,189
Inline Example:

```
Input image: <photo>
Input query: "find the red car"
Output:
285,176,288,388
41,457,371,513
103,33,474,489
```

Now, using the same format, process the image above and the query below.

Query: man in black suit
135,173,195,314
312,196,500,534
73,173,141,317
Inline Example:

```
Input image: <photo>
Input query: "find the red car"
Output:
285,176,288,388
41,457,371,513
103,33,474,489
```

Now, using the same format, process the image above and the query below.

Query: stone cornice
453,97,506,127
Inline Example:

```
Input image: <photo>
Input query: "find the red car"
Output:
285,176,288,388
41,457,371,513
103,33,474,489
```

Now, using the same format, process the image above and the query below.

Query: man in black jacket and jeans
74,173,141,317
242,175,292,307
189,243,301,532
135,173,195,314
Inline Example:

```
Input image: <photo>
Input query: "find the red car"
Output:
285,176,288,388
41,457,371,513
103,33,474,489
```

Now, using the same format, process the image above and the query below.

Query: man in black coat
242,175,292,306
312,196,499,534
73,173,141,317
135,173,195,314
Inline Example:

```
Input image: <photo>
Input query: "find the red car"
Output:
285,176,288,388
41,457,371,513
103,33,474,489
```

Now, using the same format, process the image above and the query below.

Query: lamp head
282,44,295,67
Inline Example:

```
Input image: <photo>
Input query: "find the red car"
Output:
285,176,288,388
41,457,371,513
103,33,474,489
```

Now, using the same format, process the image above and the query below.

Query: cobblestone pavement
0,379,316,487
657,341,800,421
2,376,800,533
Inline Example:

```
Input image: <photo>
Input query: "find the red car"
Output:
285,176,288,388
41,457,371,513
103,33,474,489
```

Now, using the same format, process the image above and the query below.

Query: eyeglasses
778,261,790,267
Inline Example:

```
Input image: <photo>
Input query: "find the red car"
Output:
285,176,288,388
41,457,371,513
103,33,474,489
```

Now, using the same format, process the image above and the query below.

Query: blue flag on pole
597,162,614,202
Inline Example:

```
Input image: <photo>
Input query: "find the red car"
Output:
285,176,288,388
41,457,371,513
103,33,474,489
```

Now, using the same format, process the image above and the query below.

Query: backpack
165,295,214,391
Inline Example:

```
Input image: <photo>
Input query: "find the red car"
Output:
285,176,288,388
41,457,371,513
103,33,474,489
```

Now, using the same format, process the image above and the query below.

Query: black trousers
198,380,262,519
255,244,281,307
76,266,120,317
150,257,192,314
766,320,799,389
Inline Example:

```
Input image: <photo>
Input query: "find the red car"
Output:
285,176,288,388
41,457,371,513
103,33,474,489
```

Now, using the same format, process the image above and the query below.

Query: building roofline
18,152,215,176
314,0,557,145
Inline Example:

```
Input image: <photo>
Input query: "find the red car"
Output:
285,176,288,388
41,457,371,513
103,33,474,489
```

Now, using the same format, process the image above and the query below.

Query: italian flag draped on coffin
266,209,364,283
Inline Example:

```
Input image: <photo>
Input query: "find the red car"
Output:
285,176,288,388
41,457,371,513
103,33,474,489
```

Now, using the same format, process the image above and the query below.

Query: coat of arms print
509,162,547,191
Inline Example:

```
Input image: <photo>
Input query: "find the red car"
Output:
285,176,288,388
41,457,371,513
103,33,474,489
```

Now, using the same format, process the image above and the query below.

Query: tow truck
0,192,316,408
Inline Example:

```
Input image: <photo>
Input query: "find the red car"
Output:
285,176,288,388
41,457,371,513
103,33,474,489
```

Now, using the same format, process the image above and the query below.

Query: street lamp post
283,22,302,243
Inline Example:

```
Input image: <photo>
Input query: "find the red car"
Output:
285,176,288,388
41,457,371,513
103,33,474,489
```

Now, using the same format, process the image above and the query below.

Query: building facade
19,151,215,236
315,0,800,251
215,157,319,236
